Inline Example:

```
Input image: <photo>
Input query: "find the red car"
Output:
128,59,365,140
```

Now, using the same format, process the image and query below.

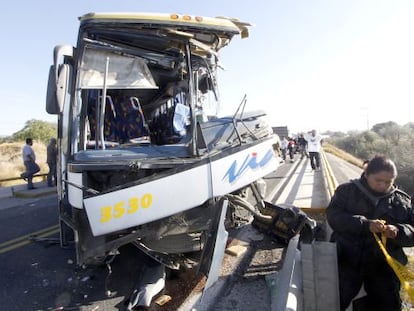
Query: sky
1,0,414,136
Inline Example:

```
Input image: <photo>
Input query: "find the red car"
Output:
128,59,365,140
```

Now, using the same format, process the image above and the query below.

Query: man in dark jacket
327,155,414,311
46,138,57,187
297,133,308,159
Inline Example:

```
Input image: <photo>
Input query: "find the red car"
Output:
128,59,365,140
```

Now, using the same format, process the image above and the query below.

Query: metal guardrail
271,235,302,311
0,173,48,184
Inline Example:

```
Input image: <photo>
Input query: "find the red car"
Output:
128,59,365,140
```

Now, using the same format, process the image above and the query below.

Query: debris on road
226,245,247,257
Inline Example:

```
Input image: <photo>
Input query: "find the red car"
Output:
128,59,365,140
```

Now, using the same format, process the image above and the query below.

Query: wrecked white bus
45,12,280,300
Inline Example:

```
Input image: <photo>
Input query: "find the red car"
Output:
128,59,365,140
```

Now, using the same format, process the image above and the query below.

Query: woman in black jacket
327,155,414,311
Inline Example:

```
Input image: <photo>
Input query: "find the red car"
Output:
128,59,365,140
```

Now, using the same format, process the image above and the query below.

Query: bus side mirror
46,45,73,114
46,64,71,114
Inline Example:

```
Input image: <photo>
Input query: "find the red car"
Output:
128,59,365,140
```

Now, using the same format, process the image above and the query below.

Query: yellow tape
373,232,414,303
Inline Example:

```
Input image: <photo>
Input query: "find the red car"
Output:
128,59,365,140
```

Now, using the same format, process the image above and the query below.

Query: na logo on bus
223,149,274,183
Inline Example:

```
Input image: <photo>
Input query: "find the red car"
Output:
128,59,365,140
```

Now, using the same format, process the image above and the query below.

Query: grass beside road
323,142,364,169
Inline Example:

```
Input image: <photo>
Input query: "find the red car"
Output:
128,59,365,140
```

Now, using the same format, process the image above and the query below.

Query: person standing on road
280,136,289,161
21,138,40,190
287,138,295,162
326,155,414,311
46,138,57,187
297,133,308,159
304,129,323,170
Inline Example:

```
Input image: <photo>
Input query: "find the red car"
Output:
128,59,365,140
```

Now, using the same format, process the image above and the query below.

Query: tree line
0,119,57,145
327,121,414,196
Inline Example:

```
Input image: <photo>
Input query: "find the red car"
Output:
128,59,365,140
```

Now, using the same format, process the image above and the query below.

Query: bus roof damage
46,12,279,308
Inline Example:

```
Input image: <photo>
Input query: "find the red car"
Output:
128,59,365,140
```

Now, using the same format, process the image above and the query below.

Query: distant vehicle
45,11,279,289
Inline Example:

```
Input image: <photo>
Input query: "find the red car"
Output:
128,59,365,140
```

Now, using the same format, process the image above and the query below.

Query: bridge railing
0,173,48,186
